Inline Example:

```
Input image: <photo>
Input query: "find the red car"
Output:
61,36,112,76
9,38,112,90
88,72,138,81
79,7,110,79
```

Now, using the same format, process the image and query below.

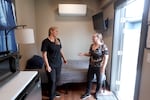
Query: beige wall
35,0,104,60
101,3,114,84
14,0,106,69
14,0,150,100
139,4,150,100
15,0,38,70
14,0,113,81
139,49,150,100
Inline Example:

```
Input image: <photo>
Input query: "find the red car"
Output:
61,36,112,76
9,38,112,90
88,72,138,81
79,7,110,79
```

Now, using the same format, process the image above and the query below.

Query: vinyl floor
42,83,118,100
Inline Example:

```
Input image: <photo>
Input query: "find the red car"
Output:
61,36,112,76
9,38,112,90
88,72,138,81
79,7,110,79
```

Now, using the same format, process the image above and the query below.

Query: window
0,0,17,53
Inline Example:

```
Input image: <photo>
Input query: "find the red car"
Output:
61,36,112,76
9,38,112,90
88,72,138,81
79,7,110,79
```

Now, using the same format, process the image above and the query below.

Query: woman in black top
79,33,109,99
41,26,67,100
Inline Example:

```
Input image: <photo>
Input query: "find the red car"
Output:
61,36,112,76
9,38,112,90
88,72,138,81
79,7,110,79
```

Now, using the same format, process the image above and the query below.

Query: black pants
46,66,61,100
85,66,105,94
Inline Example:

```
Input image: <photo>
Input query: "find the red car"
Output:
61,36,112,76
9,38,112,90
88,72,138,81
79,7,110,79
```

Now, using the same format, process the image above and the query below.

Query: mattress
58,60,89,85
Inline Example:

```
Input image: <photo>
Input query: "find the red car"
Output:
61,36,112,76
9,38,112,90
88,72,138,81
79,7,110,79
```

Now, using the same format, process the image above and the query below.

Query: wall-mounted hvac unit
58,4,87,16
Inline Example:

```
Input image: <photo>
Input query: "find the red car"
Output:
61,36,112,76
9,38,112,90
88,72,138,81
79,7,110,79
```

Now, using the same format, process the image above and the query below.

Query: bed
27,59,105,93
39,60,89,85
58,60,89,85
38,60,90,93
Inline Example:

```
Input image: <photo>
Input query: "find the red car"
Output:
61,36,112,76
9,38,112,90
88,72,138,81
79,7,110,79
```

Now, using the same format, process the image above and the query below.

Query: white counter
0,71,38,100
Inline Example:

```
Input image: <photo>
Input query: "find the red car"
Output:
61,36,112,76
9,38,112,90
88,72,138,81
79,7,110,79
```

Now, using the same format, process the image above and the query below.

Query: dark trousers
85,66,105,94
46,66,61,100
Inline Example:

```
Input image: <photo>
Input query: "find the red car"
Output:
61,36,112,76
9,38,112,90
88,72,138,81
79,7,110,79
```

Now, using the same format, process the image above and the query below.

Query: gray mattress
58,60,89,85
39,60,91,86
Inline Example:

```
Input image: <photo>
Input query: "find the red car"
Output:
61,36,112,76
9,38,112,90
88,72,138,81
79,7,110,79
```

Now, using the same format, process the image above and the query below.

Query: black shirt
41,38,62,68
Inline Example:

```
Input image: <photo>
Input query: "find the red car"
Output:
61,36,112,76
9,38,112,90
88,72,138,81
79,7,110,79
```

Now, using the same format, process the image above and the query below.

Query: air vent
58,4,87,16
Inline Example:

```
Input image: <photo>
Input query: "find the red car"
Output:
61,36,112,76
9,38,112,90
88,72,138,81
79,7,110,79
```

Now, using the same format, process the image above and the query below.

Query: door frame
110,0,150,100
134,0,150,100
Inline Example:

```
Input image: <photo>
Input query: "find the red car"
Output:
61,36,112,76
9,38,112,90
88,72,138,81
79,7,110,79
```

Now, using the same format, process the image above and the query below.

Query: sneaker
55,92,61,98
80,93,91,99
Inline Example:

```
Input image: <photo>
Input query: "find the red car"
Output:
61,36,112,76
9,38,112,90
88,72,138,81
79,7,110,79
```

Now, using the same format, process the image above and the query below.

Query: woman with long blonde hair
79,32,109,99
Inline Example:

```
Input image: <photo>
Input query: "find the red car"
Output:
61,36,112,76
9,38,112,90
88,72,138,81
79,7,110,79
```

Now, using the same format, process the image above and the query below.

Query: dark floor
41,83,87,95
41,83,117,100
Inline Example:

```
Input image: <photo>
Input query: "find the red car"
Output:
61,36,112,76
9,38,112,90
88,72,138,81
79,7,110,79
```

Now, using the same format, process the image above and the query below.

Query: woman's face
51,28,58,37
92,34,99,43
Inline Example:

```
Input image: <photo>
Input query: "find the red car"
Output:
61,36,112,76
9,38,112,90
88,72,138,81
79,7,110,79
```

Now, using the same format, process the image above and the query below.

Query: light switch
147,53,150,63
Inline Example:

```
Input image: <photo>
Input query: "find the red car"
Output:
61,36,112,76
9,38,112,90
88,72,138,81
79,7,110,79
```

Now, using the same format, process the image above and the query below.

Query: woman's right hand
46,66,52,72
78,52,84,56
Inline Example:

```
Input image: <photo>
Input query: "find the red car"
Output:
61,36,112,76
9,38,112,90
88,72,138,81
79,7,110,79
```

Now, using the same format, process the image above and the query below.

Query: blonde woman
79,33,109,99
41,26,67,100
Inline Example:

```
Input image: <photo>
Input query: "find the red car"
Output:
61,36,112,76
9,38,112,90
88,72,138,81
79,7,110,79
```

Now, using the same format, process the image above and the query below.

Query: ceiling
99,0,113,9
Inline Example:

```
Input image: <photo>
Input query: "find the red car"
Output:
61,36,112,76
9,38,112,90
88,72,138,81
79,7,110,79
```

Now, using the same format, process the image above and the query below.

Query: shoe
94,92,98,99
55,92,61,98
80,93,91,99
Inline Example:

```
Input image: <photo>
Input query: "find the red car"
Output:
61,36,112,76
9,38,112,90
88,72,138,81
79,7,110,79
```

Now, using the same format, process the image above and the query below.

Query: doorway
111,0,145,100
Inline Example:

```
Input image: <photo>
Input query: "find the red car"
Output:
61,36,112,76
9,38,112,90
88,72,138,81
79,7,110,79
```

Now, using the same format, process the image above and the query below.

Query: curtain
0,0,17,53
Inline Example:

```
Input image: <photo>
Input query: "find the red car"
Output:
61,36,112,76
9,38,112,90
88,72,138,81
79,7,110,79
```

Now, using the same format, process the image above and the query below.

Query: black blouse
89,44,109,67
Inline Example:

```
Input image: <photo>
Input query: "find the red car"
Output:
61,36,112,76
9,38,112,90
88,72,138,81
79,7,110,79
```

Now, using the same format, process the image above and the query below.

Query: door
111,0,145,100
